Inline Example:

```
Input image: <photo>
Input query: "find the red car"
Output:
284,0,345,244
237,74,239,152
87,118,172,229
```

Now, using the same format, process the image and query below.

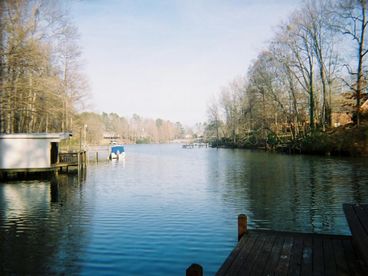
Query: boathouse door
50,142,58,165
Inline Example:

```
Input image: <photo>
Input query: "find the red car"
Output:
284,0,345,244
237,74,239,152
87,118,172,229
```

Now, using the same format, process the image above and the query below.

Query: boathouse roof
0,132,72,141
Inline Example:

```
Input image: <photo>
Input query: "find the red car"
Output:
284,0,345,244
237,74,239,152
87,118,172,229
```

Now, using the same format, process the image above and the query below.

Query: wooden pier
216,229,365,275
187,204,368,276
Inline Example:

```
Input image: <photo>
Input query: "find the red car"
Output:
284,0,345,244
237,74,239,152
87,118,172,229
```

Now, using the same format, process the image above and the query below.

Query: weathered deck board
301,236,312,276
344,204,368,266
312,236,323,276
287,236,303,275
250,233,276,275
262,233,285,275
216,230,367,276
332,239,349,275
225,232,260,275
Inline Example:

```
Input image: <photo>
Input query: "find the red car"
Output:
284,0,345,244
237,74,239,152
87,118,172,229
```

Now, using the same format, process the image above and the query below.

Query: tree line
0,0,87,134
79,112,188,145
205,0,368,149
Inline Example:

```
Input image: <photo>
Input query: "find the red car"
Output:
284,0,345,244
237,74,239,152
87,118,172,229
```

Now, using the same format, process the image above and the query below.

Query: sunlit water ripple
1,144,368,275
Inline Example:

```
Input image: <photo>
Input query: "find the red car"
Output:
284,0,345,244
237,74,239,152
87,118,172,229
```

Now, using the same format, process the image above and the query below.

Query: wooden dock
182,143,208,149
186,205,368,276
216,229,365,275
0,151,87,180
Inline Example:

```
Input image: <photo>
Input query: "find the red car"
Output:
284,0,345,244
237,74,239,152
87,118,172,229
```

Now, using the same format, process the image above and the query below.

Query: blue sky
70,0,301,125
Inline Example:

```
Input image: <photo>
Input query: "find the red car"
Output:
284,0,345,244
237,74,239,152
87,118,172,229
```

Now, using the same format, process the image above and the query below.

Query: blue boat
109,145,125,160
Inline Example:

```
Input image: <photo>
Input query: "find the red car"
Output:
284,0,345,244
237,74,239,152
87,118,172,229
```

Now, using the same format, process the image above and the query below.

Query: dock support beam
238,214,247,241
186,263,203,276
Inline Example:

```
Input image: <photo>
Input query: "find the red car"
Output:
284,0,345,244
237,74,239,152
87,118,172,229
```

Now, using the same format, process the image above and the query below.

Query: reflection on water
215,150,368,233
0,173,89,274
1,145,368,275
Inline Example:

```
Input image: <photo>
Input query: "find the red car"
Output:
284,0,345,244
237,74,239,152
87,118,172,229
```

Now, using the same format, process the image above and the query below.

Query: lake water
1,144,368,275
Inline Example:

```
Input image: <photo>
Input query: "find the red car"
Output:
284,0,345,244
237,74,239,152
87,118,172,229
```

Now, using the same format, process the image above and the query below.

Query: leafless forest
0,0,88,134
205,0,368,148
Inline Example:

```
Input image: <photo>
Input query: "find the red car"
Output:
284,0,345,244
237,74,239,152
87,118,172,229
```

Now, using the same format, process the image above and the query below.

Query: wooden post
78,152,81,170
83,151,86,168
79,128,82,152
238,214,247,241
95,152,98,163
186,264,203,276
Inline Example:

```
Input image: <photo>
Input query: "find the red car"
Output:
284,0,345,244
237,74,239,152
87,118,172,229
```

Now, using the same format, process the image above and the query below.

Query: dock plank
288,236,303,276
341,239,366,276
238,232,268,275
274,235,293,274
249,233,276,275
300,236,312,276
332,239,349,276
323,238,337,276
219,232,260,275
343,204,368,266
312,236,323,276
261,233,285,276
216,232,251,275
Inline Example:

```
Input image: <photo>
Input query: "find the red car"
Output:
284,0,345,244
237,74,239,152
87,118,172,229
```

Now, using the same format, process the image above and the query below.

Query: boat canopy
111,145,125,154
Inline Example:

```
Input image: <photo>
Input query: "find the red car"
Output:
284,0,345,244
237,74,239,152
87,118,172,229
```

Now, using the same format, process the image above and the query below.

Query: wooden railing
59,151,87,169
59,152,79,164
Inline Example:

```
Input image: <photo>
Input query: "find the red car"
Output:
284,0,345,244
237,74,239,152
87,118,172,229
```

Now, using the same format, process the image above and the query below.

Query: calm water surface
1,144,368,275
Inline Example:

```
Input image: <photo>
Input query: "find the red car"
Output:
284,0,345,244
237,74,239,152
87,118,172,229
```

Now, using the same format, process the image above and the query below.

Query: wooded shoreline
210,124,368,157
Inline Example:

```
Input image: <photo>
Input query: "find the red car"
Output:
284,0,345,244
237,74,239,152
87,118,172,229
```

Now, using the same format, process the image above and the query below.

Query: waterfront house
0,133,71,171
331,112,353,127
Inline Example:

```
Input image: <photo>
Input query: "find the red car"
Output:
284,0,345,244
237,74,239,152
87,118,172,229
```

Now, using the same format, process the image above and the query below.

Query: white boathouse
0,133,71,170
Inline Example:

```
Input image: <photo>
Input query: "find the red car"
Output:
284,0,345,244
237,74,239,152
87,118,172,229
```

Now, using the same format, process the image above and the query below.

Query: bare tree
332,0,368,126
220,78,245,144
207,97,222,143
0,0,88,134
303,0,340,129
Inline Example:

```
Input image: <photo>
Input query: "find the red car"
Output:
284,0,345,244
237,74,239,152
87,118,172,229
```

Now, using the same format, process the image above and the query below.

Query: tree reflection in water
212,150,368,234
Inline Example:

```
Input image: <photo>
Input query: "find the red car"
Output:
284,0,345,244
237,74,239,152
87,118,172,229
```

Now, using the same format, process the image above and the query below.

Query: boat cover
111,145,125,154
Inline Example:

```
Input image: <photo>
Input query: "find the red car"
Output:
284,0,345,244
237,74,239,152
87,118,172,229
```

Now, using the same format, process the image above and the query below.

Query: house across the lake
0,132,72,171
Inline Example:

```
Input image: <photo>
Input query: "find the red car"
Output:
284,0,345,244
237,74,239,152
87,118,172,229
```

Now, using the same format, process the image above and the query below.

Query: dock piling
186,263,203,276
78,152,81,170
238,214,247,241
